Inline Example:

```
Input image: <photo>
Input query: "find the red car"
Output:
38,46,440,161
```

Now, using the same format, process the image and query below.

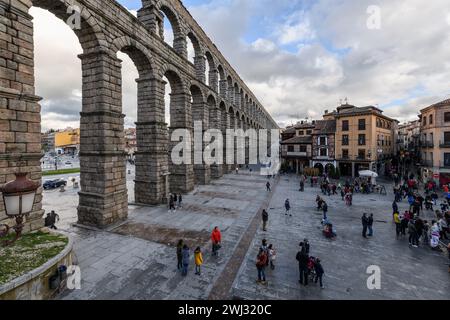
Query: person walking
178,194,183,209
362,213,369,238
44,210,60,230
367,214,374,237
262,209,269,231
169,194,176,212
322,201,328,220
256,248,268,285
211,226,222,256
314,258,325,289
266,181,271,192
296,247,309,286
176,239,184,271
285,199,291,216
408,219,419,248
392,200,399,215
302,238,310,255
394,212,402,238
299,179,304,192
194,247,203,276
268,244,276,270
181,244,190,276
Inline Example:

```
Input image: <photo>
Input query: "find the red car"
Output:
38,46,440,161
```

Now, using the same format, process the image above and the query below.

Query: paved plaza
42,172,450,300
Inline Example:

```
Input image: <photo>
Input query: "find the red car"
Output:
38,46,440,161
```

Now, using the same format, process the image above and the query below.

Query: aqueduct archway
0,0,279,230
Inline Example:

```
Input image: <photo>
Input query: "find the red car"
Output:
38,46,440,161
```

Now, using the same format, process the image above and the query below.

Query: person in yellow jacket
194,247,203,276
393,212,401,238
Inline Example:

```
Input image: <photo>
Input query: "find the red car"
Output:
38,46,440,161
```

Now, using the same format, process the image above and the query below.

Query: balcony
336,155,371,161
439,141,450,148
421,141,434,148
286,151,308,157
420,159,434,167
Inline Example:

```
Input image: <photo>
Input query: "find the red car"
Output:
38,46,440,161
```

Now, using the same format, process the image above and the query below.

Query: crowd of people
175,226,222,277
168,193,183,212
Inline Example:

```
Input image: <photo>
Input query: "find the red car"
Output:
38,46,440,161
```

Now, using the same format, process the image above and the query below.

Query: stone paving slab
232,175,450,300
55,172,272,300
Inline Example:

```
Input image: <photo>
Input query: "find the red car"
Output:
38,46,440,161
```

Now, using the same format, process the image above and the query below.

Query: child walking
194,247,203,276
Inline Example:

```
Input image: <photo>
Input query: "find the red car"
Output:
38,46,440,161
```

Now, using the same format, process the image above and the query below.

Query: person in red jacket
211,226,222,256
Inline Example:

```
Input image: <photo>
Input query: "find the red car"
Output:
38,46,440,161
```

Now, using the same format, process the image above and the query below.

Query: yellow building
55,128,80,155
324,104,397,177
419,99,450,185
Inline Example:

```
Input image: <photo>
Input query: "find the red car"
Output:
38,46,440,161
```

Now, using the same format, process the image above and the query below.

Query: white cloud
33,0,450,132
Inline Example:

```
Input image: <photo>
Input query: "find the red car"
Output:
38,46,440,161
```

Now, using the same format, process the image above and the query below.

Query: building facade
311,120,337,174
324,104,396,177
419,99,450,185
54,128,80,155
124,128,137,157
281,122,315,173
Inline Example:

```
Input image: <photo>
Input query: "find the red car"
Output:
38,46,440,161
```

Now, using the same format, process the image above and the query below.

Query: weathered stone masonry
0,0,278,230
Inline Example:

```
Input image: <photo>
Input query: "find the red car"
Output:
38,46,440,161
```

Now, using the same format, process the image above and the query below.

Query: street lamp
0,173,39,246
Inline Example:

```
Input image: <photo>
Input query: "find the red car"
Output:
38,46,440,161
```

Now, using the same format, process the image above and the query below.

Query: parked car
65,161,72,165
43,179,67,190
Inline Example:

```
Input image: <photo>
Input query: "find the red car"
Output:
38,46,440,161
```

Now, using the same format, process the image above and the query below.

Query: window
287,146,294,152
376,118,381,128
300,145,307,152
319,137,327,145
429,115,433,125
342,149,349,159
342,135,349,146
320,148,327,157
444,132,450,145
445,112,450,122
445,153,450,167
423,117,427,126
377,135,380,147
342,120,349,131
298,130,304,136
358,119,366,130
358,134,366,146
358,149,366,159
306,130,312,135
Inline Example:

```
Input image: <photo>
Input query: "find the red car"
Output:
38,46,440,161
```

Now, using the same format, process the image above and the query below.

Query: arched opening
227,76,233,103
217,65,226,97
31,6,83,229
315,163,325,175
234,83,240,108
205,52,216,89
115,42,155,205
21,1,125,230
186,32,200,65
191,85,209,185
163,69,194,194
159,5,185,57
325,163,336,176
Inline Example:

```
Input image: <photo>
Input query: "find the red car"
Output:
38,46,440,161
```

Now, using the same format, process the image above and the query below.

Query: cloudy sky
31,0,450,131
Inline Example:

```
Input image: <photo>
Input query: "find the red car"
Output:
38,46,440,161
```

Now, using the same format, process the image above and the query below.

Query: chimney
324,110,328,114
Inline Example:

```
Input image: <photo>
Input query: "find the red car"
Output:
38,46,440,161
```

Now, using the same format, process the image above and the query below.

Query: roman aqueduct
0,0,278,230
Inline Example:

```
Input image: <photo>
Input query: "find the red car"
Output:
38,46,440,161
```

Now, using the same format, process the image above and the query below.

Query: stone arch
205,51,217,90
190,83,205,104
158,3,186,56
226,76,234,102
217,65,226,97
111,36,155,78
159,64,188,95
30,0,107,53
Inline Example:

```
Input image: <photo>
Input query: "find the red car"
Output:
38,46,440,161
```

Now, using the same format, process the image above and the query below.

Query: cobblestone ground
49,170,274,300
232,175,450,300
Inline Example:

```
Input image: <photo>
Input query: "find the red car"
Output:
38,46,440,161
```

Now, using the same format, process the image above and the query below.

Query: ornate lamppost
0,173,39,246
